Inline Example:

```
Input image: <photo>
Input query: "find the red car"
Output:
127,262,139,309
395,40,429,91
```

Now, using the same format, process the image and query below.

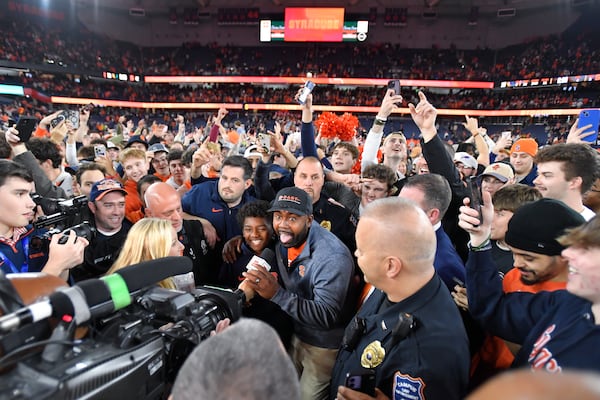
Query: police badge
320,220,332,231
361,340,385,368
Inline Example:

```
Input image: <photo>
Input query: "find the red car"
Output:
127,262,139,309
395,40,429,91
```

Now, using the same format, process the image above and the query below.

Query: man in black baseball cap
459,196,586,379
504,198,585,285
243,185,356,399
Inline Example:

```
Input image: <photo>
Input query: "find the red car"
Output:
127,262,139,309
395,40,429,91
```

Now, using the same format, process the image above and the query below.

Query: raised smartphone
578,109,599,144
297,81,315,105
15,116,38,143
466,176,483,226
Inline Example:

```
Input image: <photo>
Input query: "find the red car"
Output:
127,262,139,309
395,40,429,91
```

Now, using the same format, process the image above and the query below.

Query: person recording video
0,160,88,280
5,123,68,199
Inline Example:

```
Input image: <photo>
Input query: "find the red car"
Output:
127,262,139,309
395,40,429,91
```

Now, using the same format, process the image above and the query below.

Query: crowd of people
2,6,600,399
1,82,600,399
2,13,599,82
4,71,597,113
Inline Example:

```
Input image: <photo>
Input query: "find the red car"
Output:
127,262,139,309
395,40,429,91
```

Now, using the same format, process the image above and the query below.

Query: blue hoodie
467,248,600,372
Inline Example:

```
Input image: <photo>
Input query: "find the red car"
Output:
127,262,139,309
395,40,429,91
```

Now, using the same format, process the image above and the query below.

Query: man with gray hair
171,318,300,400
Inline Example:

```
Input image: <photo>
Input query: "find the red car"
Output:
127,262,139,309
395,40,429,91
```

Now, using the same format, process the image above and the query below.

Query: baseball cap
244,145,262,159
148,143,169,154
106,141,119,150
453,152,478,169
510,138,538,157
268,187,313,216
90,178,128,202
505,198,585,256
481,162,514,183
124,135,148,149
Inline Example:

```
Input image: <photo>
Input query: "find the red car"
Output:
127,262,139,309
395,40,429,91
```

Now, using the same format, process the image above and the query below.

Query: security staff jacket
330,275,469,400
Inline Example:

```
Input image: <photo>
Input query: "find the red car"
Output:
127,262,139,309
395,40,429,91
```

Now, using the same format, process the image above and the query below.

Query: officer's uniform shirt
312,194,357,254
330,275,469,400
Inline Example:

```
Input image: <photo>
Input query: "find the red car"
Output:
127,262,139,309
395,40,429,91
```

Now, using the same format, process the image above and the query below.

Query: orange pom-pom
338,113,359,142
315,112,359,141
315,112,339,139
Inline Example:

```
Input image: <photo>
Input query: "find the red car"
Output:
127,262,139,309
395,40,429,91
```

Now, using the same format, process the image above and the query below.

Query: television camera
31,194,95,245
0,257,244,399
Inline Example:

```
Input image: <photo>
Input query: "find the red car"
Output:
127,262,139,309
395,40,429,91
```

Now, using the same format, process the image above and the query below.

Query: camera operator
71,178,131,281
5,125,68,199
0,160,88,280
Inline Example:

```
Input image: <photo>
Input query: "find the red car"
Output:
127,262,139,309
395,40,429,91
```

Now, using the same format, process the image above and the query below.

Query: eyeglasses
455,163,473,171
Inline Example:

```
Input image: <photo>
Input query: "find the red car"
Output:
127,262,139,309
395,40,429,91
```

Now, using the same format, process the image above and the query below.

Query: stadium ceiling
78,0,573,14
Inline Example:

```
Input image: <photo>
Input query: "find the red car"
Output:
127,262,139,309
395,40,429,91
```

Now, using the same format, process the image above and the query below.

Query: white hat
453,152,477,169
243,145,262,159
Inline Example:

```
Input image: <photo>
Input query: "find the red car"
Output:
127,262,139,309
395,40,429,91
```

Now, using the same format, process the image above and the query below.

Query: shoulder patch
393,372,425,400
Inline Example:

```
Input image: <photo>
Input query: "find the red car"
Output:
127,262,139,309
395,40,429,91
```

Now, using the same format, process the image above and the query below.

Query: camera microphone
260,248,276,267
0,257,192,333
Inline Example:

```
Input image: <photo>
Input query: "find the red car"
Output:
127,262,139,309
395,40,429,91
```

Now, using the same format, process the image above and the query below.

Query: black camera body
32,194,95,245
32,194,89,217
0,286,243,399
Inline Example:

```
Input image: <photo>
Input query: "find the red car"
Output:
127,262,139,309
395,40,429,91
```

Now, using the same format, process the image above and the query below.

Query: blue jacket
434,226,465,291
0,226,49,274
271,221,356,349
331,275,470,400
467,248,600,372
181,180,255,243
517,164,538,187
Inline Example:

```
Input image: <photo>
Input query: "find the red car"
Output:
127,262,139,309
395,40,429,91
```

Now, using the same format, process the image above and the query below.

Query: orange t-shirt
473,268,566,373
154,172,171,182
287,242,307,267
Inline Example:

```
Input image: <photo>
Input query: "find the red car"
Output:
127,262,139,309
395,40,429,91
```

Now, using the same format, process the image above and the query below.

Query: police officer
330,197,469,400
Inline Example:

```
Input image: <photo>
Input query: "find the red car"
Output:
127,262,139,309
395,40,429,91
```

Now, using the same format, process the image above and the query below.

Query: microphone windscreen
78,279,112,307
260,248,276,268
48,291,75,318
117,256,193,292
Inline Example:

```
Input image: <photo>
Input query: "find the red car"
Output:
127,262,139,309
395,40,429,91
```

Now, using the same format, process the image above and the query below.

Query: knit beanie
505,199,585,256
510,138,538,157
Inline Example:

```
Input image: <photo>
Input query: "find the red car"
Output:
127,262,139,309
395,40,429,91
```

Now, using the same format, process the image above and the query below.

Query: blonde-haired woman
107,218,185,289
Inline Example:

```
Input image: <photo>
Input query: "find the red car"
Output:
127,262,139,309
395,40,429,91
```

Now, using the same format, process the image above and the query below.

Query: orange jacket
123,179,144,224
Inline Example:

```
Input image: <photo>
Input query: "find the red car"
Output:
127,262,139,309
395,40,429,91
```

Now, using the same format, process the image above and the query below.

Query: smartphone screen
15,117,38,143
345,371,376,396
578,109,600,144
466,176,483,226
297,81,315,105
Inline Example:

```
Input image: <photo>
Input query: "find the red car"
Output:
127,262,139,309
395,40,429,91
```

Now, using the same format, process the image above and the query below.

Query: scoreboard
260,8,368,43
